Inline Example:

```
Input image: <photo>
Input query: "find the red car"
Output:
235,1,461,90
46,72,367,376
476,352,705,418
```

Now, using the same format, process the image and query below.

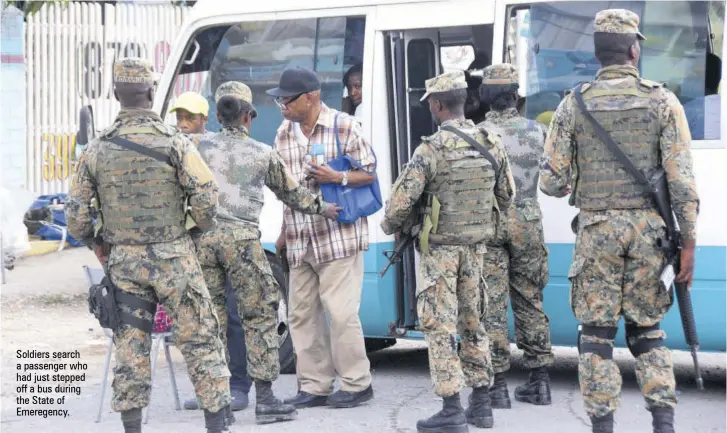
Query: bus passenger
267,66,376,410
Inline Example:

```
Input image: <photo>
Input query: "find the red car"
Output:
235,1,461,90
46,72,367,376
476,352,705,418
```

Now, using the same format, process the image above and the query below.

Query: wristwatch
340,171,349,186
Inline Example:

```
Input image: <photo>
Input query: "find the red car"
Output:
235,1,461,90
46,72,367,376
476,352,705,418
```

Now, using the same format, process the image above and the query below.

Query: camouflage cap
420,71,468,102
215,81,253,104
113,57,156,84
481,64,518,85
594,9,646,41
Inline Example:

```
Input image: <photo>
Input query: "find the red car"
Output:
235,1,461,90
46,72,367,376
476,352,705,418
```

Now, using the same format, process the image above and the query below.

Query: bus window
407,39,437,150
506,0,724,141
164,16,366,146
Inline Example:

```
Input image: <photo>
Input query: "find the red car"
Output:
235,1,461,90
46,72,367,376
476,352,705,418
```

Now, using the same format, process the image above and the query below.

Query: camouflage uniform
540,9,699,427
194,82,330,384
381,72,515,405
478,65,554,398
65,58,231,416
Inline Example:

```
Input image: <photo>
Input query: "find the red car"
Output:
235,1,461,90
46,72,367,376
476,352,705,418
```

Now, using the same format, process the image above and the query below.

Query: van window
165,16,366,146
507,1,724,140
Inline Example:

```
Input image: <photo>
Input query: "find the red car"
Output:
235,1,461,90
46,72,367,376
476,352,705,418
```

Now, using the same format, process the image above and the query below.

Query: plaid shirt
275,103,375,268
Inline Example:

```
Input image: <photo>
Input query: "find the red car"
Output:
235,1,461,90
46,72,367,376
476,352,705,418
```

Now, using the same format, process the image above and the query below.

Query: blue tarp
28,194,85,247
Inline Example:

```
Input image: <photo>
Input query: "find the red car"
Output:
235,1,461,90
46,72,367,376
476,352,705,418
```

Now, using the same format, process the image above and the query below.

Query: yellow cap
536,111,554,126
169,92,209,117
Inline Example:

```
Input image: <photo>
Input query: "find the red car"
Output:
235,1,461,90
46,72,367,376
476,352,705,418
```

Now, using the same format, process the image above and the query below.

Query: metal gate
25,2,194,194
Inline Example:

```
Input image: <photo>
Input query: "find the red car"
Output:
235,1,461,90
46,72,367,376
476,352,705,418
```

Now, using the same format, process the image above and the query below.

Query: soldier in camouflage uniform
65,58,232,433
540,10,699,433
193,81,342,425
477,64,554,409
381,71,515,433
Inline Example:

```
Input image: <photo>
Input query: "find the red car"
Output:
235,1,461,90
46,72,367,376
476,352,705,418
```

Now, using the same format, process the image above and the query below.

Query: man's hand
93,243,108,266
676,240,696,290
275,231,286,258
322,202,343,220
305,162,344,185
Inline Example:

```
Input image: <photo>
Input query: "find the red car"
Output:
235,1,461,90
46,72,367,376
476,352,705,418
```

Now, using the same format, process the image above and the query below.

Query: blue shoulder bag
319,114,383,224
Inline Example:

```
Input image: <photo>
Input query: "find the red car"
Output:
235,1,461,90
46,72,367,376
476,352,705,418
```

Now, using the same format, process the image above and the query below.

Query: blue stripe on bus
263,241,726,352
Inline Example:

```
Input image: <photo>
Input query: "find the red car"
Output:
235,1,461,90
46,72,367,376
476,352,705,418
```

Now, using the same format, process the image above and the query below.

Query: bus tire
265,250,297,375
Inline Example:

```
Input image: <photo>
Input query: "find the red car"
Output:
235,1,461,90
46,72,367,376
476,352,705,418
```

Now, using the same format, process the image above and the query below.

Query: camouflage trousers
193,220,281,383
107,237,231,413
417,243,492,397
483,204,553,373
570,209,677,419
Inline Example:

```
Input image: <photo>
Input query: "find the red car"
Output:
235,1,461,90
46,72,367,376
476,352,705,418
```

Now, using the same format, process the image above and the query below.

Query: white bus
150,0,726,371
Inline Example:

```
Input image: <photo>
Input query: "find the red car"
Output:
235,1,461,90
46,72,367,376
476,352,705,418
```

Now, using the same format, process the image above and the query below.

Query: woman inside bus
341,63,364,119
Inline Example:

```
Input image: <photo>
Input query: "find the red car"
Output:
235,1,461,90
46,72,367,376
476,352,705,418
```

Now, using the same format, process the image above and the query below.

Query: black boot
514,367,551,406
465,387,494,428
203,407,228,433
416,393,469,433
255,380,298,424
488,373,511,409
120,408,142,433
651,407,675,433
590,413,614,433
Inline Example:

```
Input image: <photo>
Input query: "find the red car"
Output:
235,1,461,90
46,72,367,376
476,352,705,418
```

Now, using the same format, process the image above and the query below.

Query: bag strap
440,125,500,173
572,83,652,190
333,113,378,175
109,136,173,167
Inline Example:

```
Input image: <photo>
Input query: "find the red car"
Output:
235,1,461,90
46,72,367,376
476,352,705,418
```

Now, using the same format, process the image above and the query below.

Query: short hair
429,88,468,112
594,33,637,66
706,53,722,94
343,63,363,89
216,95,254,126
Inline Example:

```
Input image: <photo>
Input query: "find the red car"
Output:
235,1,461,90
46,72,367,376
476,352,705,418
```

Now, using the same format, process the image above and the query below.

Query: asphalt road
1,340,724,433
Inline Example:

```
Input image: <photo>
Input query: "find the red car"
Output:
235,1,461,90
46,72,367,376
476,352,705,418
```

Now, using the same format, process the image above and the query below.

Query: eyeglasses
274,92,305,109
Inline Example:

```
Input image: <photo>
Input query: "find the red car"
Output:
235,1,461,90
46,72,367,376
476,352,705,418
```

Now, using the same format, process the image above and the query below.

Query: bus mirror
76,105,96,159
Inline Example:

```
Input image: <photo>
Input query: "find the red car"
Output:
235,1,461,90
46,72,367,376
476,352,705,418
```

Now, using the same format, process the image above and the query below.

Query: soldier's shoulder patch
637,78,665,91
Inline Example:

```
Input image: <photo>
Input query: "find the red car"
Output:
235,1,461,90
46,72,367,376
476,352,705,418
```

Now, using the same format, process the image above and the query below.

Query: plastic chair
82,266,181,424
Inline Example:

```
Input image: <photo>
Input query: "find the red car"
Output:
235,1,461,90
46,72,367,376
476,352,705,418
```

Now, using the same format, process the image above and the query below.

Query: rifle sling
109,136,173,167
440,125,499,173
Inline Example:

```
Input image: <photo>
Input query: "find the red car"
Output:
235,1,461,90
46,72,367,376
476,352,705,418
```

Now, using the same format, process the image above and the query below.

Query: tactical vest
95,126,187,245
424,128,497,245
573,83,661,210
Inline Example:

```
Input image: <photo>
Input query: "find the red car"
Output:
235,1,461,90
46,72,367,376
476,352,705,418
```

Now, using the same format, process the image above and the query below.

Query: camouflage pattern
198,126,325,224
187,131,215,148
540,65,699,241
107,237,231,413
66,108,218,245
481,63,518,84
215,81,253,104
417,243,492,397
380,118,515,239
66,105,230,413
571,209,677,418
420,70,469,102
593,8,646,40
479,108,553,373
113,57,157,84
540,61,697,419
192,220,281,382
381,116,515,398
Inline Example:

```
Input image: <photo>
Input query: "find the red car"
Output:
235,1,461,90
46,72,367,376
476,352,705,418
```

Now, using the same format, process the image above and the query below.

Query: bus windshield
164,16,366,146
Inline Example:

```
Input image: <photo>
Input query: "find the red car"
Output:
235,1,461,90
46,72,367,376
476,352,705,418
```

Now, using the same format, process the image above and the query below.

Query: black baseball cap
266,66,321,98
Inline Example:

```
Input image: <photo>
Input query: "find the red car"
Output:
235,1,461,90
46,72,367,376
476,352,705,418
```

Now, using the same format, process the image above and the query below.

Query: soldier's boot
488,373,511,409
255,380,298,424
590,413,614,433
513,367,552,406
416,393,469,433
121,408,142,433
651,407,675,433
465,386,494,428
203,406,228,433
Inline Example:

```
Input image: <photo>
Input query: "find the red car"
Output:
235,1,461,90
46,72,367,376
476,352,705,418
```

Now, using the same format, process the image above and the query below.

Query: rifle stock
379,235,414,278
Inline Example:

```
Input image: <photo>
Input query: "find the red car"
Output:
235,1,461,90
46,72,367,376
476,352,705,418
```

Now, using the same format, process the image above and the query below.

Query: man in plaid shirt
267,66,376,409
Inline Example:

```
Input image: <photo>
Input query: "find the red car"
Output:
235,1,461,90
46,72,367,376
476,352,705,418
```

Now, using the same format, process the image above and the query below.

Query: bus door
384,28,440,332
